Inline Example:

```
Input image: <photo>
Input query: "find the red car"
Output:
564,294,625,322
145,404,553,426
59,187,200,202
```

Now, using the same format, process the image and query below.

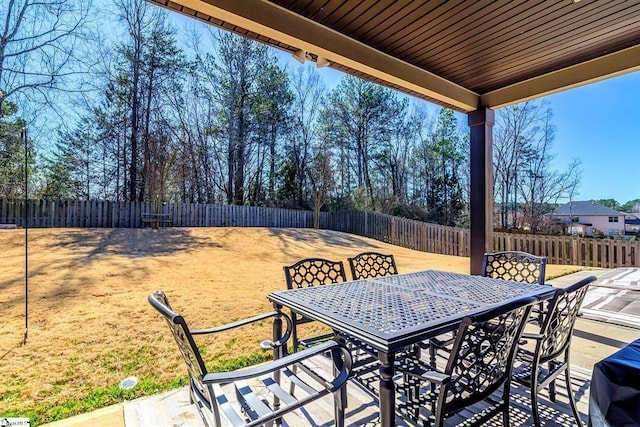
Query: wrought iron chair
283,258,347,351
483,250,549,327
482,250,547,285
428,251,547,368
396,296,536,426
346,251,408,373
512,275,596,427
148,290,353,427
347,251,398,280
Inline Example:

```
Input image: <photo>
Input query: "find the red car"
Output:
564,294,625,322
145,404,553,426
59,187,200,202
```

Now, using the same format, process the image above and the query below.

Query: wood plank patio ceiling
148,0,640,112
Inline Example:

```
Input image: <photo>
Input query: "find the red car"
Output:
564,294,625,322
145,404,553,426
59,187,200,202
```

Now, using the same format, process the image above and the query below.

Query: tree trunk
269,125,276,201
233,93,246,205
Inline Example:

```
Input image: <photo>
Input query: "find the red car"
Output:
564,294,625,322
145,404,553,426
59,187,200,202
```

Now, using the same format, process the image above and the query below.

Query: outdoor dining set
148,251,596,427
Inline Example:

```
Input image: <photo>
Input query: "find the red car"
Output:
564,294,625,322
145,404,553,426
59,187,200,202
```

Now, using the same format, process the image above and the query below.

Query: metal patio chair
484,250,549,327
428,251,547,368
482,250,547,285
512,275,597,427
396,295,537,426
346,251,405,368
148,290,352,427
283,258,347,351
347,251,398,280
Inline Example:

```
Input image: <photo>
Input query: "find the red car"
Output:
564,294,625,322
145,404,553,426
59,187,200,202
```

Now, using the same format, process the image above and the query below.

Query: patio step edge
40,403,124,427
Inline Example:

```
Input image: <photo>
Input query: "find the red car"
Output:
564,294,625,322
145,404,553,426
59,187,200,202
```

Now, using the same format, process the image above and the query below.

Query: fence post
364,210,368,237
390,216,396,245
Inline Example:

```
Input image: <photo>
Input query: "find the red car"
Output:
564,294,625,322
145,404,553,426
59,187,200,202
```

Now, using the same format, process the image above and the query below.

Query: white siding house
548,201,625,236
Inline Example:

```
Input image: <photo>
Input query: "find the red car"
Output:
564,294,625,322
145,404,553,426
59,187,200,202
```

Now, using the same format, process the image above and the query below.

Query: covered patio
146,0,640,275
68,1,640,426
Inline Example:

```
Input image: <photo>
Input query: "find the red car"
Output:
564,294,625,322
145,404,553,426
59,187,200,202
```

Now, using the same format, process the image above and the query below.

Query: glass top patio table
268,269,554,427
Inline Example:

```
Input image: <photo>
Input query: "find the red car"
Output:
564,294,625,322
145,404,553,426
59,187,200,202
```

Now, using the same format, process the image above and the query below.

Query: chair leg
537,301,544,326
335,340,349,410
530,369,542,427
328,342,347,426
530,386,542,427
401,372,422,421
291,316,299,353
565,363,584,427
547,361,557,402
288,317,299,395
289,364,297,395
334,383,346,427
502,382,511,427
426,344,439,400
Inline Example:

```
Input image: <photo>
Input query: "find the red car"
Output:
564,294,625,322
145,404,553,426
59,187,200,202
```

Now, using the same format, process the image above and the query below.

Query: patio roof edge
164,0,480,112
481,45,640,109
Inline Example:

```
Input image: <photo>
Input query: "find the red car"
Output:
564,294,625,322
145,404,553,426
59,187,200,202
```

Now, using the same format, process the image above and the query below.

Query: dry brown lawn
0,227,581,421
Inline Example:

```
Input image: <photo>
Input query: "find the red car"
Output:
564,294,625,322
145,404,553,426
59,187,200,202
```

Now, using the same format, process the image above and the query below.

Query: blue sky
545,72,639,204
278,50,639,205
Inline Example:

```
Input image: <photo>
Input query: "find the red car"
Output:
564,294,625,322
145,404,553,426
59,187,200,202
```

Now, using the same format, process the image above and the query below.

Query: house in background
548,201,625,236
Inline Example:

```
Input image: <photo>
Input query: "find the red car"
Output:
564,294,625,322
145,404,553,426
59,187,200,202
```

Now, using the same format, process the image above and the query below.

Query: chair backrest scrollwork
348,251,398,280
482,251,547,285
283,257,347,289
538,276,595,363
439,296,536,415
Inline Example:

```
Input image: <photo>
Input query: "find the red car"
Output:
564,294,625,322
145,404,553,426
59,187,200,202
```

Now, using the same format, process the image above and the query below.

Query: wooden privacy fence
0,199,325,229
493,231,640,269
1,199,638,268
328,210,469,257
329,212,640,267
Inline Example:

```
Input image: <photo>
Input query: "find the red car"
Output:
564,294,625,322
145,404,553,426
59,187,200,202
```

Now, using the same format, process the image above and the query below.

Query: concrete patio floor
43,359,597,427
43,269,640,427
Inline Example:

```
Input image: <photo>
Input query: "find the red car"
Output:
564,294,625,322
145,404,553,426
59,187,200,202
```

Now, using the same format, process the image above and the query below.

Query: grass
545,268,589,281
0,227,582,425
2,376,181,425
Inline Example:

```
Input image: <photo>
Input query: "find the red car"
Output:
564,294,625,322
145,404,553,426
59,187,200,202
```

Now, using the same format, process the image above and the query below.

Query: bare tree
407,105,435,205
375,97,411,205
115,0,151,201
207,31,280,205
493,102,541,228
562,158,583,233
494,100,583,231
144,126,178,206
307,144,333,228
250,62,292,205
278,66,325,206
0,0,91,114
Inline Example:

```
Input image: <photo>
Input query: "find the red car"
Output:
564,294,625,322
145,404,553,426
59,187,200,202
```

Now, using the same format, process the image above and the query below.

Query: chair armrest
191,311,293,348
398,364,450,385
203,340,353,392
191,311,281,334
521,332,544,340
